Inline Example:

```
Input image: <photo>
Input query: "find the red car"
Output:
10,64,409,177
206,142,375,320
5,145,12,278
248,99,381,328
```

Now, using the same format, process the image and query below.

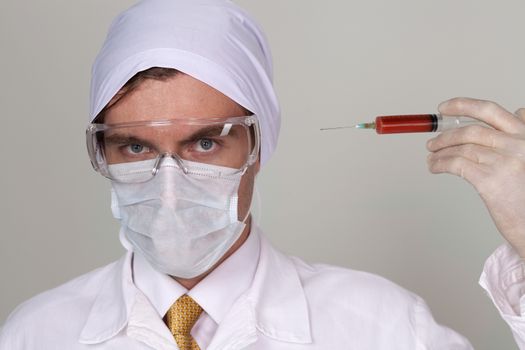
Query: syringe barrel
436,115,480,131
375,114,438,134
375,114,480,134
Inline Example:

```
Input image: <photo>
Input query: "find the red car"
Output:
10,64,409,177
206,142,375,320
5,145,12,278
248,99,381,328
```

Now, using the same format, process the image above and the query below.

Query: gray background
1,0,523,349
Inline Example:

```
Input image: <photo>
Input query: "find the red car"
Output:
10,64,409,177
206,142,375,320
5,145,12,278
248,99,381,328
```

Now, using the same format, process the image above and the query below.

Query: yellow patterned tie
165,295,204,350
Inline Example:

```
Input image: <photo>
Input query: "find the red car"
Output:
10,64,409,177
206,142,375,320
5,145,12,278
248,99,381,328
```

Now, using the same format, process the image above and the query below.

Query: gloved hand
426,97,525,257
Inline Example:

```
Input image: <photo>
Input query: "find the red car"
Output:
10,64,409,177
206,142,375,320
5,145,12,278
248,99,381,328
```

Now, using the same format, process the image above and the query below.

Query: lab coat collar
77,227,312,346
79,252,136,344
248,231,312,344
209,228,312,348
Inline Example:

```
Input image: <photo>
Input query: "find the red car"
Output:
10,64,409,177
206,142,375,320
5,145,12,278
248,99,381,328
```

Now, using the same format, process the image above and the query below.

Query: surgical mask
110,158,248,278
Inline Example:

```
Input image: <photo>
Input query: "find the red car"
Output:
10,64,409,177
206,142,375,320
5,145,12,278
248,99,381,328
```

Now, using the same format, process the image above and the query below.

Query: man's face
103,73,259,229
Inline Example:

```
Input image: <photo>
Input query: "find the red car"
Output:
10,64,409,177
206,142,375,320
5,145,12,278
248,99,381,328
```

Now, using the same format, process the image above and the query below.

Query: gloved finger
426,124,522,153
438,97,525,134
427,154,490,184
514,108,525,122
427,144,504,166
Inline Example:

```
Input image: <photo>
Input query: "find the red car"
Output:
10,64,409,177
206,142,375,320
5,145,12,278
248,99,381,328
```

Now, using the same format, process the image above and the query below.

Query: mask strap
238,183,260,226
241,184,261,226
240,198,251,225
253,184,262,226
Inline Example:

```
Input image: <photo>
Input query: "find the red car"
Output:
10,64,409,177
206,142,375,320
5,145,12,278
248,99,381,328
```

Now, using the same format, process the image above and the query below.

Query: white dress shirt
1,226,525,349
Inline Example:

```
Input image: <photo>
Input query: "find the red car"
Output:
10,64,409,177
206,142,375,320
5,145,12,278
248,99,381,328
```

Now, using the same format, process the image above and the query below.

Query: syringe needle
320,126,356,131
320,122,376,131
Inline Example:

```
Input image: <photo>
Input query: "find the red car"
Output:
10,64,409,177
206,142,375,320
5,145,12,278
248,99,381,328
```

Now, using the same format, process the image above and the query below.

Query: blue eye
129,144,146,154
198,138,214,151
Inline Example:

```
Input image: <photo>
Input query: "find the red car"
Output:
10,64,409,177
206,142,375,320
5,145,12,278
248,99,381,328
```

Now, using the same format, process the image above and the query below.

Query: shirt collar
189,225,260,323
133,252,187,318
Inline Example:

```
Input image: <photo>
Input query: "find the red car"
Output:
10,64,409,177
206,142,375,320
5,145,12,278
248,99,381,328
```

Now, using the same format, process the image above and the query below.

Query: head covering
89,0,280,165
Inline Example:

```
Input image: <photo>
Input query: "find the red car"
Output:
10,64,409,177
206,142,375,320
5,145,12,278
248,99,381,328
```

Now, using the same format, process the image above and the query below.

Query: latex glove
426,97,525,257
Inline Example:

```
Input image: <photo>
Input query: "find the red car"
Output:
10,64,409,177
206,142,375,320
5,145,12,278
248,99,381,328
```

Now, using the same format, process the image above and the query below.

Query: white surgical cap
89,0,280,165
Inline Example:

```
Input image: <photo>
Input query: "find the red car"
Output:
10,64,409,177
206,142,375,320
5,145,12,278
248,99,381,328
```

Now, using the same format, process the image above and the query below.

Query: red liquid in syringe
375,114,438,134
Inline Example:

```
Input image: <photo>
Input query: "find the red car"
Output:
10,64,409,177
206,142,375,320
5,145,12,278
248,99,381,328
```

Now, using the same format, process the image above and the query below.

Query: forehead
103,73,246,125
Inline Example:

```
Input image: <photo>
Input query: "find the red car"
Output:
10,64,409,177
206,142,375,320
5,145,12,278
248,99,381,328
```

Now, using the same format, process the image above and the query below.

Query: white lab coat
0,229,520,349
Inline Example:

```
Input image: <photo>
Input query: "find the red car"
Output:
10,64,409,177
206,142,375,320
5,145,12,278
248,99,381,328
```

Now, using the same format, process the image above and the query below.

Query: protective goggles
86,115,260,183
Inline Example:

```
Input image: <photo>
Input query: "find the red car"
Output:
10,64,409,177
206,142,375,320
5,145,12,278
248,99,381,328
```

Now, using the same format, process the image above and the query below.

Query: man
1,0,525,349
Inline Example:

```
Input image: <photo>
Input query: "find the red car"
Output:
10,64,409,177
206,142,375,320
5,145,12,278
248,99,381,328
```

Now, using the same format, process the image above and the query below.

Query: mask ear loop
239,182,261,228
242,182,261,226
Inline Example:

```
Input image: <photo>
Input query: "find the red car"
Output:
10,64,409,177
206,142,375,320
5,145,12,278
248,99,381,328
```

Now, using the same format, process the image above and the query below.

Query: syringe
321,114,483,134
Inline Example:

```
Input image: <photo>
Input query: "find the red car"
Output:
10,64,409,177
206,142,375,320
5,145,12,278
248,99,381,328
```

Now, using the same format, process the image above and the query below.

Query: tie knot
165,295,204,336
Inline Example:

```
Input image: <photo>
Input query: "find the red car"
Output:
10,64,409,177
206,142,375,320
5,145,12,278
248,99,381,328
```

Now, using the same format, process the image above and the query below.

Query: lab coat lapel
208,230,312,349
207,295,258,350
250,233,312,344
79,252,136,344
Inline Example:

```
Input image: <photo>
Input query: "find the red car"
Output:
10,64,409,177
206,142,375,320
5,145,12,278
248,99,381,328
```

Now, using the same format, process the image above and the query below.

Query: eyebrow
103,134,157,150
181,124,239,143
